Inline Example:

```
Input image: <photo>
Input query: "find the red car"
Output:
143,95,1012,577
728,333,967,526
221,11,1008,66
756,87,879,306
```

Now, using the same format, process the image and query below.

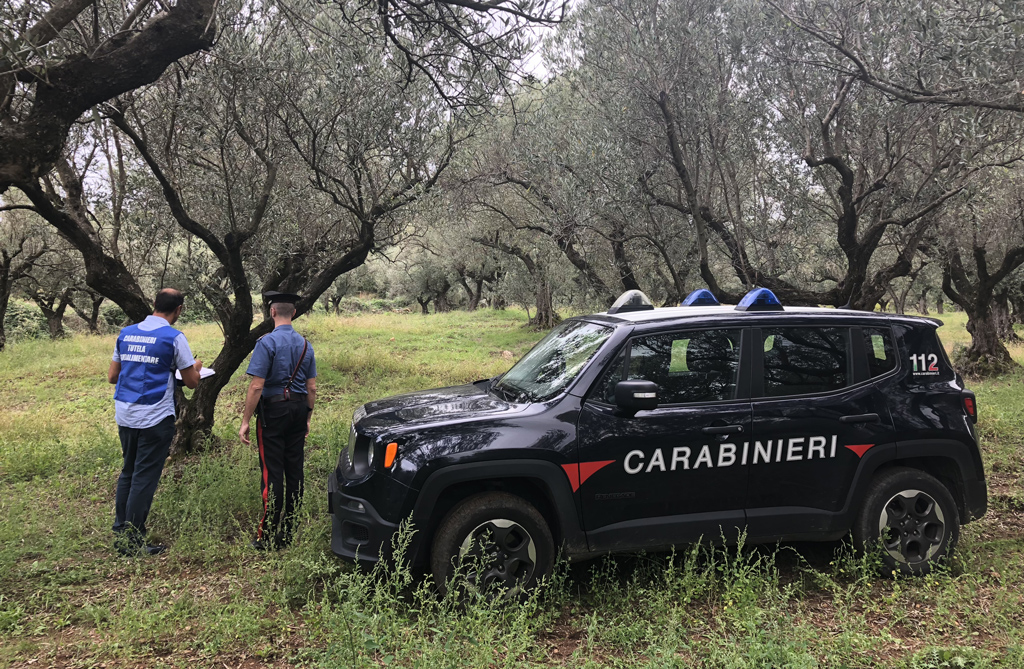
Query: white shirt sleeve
174,333,197,370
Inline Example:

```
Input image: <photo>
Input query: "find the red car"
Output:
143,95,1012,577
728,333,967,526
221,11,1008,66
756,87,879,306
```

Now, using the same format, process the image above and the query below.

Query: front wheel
852,467,960,576
431,492,554,598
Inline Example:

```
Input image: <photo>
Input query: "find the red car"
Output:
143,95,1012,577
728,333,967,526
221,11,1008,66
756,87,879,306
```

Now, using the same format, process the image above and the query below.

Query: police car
329,288,987,592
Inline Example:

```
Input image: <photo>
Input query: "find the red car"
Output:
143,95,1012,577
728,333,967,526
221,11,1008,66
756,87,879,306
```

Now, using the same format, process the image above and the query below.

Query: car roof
582,305,942,328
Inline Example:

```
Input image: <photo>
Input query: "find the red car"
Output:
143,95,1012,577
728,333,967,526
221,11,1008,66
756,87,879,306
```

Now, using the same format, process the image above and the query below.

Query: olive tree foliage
89,0,564,452
938,168,1024,375
548,0,1013,311
769,0,1024,375
457,81,698,311
0,0,218,317
769,0,1024,113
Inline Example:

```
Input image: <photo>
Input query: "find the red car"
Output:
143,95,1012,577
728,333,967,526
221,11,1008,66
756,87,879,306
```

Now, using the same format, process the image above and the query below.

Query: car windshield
493,320,613,403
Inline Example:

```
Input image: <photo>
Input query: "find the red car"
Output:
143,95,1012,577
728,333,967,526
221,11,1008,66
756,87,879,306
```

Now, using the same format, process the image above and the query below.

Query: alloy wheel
877,489,946,565
457,518,537,593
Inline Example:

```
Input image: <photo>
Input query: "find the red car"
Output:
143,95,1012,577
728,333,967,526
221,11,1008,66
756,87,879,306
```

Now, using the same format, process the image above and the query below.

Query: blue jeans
113,415,175,547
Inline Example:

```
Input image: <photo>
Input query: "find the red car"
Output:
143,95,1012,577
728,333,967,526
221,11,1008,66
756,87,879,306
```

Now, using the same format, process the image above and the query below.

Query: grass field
0,309,1022,668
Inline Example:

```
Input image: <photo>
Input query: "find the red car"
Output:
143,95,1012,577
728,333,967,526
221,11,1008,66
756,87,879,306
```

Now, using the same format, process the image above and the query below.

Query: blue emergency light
735,287,784,312
681,289,720,306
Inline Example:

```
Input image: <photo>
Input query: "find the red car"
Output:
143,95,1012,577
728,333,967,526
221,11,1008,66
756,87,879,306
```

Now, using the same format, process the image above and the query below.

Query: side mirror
614,380,659,413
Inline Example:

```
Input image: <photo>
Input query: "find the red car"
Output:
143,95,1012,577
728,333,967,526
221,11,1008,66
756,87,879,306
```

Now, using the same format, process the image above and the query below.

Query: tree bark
31,286,73,339
71,290,104,332
993,289,1019,341
530,276,558,329
942,246,1024,376
1,0,218,194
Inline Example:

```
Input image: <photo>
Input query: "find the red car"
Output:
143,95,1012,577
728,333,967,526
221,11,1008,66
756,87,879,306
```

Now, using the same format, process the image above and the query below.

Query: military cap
262,291,301,305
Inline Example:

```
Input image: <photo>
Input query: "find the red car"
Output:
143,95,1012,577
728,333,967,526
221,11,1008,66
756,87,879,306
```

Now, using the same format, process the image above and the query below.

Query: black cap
263,291,300,305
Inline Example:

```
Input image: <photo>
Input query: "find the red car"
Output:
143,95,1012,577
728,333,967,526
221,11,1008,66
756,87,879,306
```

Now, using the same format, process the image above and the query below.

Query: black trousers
256,398,308,546
114,415,175,547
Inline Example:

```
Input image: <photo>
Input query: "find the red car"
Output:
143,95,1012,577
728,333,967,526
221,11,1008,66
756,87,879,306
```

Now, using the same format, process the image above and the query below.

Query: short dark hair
154,288,184,314
271,302,296,319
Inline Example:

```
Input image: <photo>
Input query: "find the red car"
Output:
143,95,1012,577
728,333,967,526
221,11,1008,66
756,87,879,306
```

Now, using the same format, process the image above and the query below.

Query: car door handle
702,424,745,435
839,413,880,424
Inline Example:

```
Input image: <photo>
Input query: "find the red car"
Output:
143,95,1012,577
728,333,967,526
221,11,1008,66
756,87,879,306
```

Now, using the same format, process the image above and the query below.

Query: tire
852,467,960,576
431,492,554,598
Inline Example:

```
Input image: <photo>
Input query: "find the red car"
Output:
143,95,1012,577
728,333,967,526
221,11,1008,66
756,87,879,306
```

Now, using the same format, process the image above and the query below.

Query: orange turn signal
384,442,399,469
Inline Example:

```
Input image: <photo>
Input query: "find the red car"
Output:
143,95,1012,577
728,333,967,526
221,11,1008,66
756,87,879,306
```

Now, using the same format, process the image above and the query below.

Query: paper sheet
175,367,216,381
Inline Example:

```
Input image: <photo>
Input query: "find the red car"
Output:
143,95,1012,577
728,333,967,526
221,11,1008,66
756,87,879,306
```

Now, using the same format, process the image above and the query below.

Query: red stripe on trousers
257,418,269,540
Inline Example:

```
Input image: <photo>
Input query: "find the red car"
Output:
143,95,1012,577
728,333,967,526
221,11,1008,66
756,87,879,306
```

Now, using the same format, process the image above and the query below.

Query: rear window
863,327,897,378
761,327,850,397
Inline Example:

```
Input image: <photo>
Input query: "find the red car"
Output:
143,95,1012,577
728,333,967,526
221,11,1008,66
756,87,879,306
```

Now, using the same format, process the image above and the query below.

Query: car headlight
347,422,357,465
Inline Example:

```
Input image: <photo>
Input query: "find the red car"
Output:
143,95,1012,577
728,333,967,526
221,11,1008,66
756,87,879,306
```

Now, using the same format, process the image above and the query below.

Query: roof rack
681,289,720,306
735,288,783,312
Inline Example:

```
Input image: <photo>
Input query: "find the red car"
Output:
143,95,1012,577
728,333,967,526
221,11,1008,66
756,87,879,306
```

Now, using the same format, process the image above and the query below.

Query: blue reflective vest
113,323,181,405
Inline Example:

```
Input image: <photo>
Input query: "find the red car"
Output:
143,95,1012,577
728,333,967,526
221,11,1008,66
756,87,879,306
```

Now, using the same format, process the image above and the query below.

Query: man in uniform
108,288,203,556
239,291,317,550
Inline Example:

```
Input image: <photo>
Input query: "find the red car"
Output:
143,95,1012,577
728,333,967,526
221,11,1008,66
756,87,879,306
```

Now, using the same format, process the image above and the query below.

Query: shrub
3,300,46,342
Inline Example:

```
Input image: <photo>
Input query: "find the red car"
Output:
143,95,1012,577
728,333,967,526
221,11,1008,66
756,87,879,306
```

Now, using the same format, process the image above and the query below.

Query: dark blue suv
328,289,986,593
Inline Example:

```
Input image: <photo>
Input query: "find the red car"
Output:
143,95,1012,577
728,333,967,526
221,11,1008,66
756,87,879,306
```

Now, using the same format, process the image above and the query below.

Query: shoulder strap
287,338,308,389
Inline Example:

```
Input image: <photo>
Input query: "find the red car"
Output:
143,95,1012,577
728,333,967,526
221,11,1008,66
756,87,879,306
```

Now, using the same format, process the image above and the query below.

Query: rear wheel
431,492,554,598
853,467,959,576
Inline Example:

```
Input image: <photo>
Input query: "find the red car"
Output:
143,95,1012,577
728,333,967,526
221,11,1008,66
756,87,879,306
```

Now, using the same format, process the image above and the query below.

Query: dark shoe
144,544,167,556
250,539,272,551
116,544,143,558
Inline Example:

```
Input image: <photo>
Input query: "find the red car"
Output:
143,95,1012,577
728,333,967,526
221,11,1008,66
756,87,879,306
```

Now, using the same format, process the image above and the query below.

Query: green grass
0,308,1022,668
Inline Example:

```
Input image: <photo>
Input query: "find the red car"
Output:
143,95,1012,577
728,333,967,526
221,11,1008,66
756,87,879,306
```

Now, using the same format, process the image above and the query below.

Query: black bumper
328,475,400,563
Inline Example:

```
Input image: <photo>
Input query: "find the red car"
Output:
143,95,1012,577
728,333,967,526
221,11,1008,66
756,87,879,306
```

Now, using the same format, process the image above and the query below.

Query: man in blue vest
239,291,317,550
108,288,202,556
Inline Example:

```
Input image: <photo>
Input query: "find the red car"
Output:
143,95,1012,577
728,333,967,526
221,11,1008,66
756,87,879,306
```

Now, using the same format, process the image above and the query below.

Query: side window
762,327,849,397
862,327,897,378
627,329,740,404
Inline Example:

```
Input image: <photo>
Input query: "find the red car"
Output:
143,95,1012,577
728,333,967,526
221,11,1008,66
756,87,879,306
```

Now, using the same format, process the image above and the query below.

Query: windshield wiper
493,383,532,404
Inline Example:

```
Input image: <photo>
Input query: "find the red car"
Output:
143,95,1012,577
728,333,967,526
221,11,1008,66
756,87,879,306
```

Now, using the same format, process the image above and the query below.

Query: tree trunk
937,296,944,314
470,278,485,311
435,293,453,312
33,287,73,339
1009,290,1024,325
71,291,104,332
918,288,929,315
611,228,641,292
959,303,1016,376
0,280,10,352
530,277,558,329
170,315,273,456
993,290,1020,341
0,260,12,352
417,297,431,315
433,279,453,313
